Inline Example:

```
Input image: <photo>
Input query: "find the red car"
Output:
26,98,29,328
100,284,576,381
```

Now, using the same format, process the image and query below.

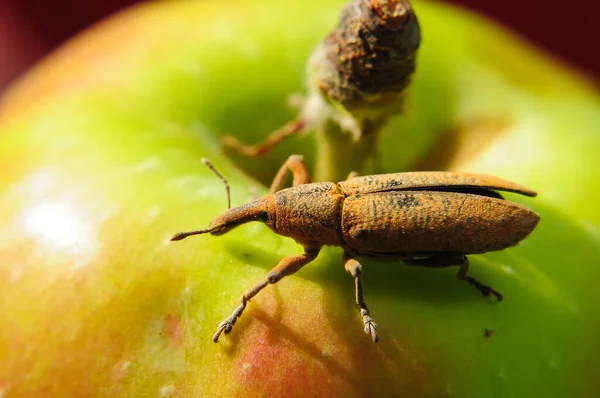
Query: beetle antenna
171,228,212,241
201,158,231,210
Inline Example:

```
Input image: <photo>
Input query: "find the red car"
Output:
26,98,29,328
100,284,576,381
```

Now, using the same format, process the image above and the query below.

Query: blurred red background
1,0,599,94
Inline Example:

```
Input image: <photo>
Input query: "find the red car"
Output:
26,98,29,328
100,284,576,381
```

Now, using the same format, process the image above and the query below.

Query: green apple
0,1,599,397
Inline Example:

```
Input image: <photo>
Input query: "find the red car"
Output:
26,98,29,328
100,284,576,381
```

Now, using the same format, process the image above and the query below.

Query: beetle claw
489,290,503,302
212,319,234,343
361,309,379,343
212,325,225,343
364,321,379,343
465,275,503,302
212,301,248,343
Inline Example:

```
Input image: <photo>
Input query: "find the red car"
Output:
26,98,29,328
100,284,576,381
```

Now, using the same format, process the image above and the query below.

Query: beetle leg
456,256,503,302
212,247,320,343
268,154,312,194
222,119,306,158
404,255,503,301
343,254,379,343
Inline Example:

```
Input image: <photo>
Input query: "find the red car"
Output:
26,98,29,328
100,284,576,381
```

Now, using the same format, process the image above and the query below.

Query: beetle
172,155,540,343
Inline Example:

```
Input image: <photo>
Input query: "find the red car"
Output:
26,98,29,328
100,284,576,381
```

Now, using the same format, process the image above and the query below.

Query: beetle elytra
172,155,540,343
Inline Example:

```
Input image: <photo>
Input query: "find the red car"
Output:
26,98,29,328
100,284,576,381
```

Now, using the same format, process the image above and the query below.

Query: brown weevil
172,155,540,343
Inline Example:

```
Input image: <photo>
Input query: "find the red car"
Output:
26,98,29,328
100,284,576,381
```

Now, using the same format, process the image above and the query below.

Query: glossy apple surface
1,1,599,397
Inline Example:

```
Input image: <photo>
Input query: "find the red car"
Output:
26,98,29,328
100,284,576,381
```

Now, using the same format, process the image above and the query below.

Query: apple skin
0,1,600,397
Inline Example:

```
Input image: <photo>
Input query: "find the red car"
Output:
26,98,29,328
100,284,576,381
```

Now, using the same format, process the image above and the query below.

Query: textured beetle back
339,171,537,197
341,190,540,256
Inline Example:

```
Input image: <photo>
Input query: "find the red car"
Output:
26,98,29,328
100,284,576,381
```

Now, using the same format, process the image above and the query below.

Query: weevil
172,155,540,343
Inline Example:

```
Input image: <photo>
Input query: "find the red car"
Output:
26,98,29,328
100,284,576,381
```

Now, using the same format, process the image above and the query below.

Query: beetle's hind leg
456,256,503,301
343,254,378,343
404,255,503,302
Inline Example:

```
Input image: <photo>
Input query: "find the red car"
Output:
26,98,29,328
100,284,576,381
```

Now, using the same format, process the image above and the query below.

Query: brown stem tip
370,0,412,28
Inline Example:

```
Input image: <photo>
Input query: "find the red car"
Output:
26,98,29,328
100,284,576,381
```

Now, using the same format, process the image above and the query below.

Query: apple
0,0,599,396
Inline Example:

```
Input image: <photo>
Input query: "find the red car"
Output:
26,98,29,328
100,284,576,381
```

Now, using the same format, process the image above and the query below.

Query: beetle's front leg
343,254,378,343
222,119,306,158
269,154,312,194
212,247,320,343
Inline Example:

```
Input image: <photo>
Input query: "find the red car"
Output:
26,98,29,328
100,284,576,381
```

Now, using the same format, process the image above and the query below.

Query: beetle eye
257,210,268,222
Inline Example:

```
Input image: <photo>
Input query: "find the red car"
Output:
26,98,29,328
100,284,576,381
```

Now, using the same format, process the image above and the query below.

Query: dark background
1,0,599,93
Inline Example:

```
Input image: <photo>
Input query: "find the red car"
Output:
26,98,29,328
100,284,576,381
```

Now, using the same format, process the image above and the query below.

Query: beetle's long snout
172,198,271,241
206,214,238,236
171,229,210,241
208,199,270,236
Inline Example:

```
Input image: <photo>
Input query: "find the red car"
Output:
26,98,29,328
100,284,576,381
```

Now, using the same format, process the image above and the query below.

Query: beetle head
207,204,267,236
